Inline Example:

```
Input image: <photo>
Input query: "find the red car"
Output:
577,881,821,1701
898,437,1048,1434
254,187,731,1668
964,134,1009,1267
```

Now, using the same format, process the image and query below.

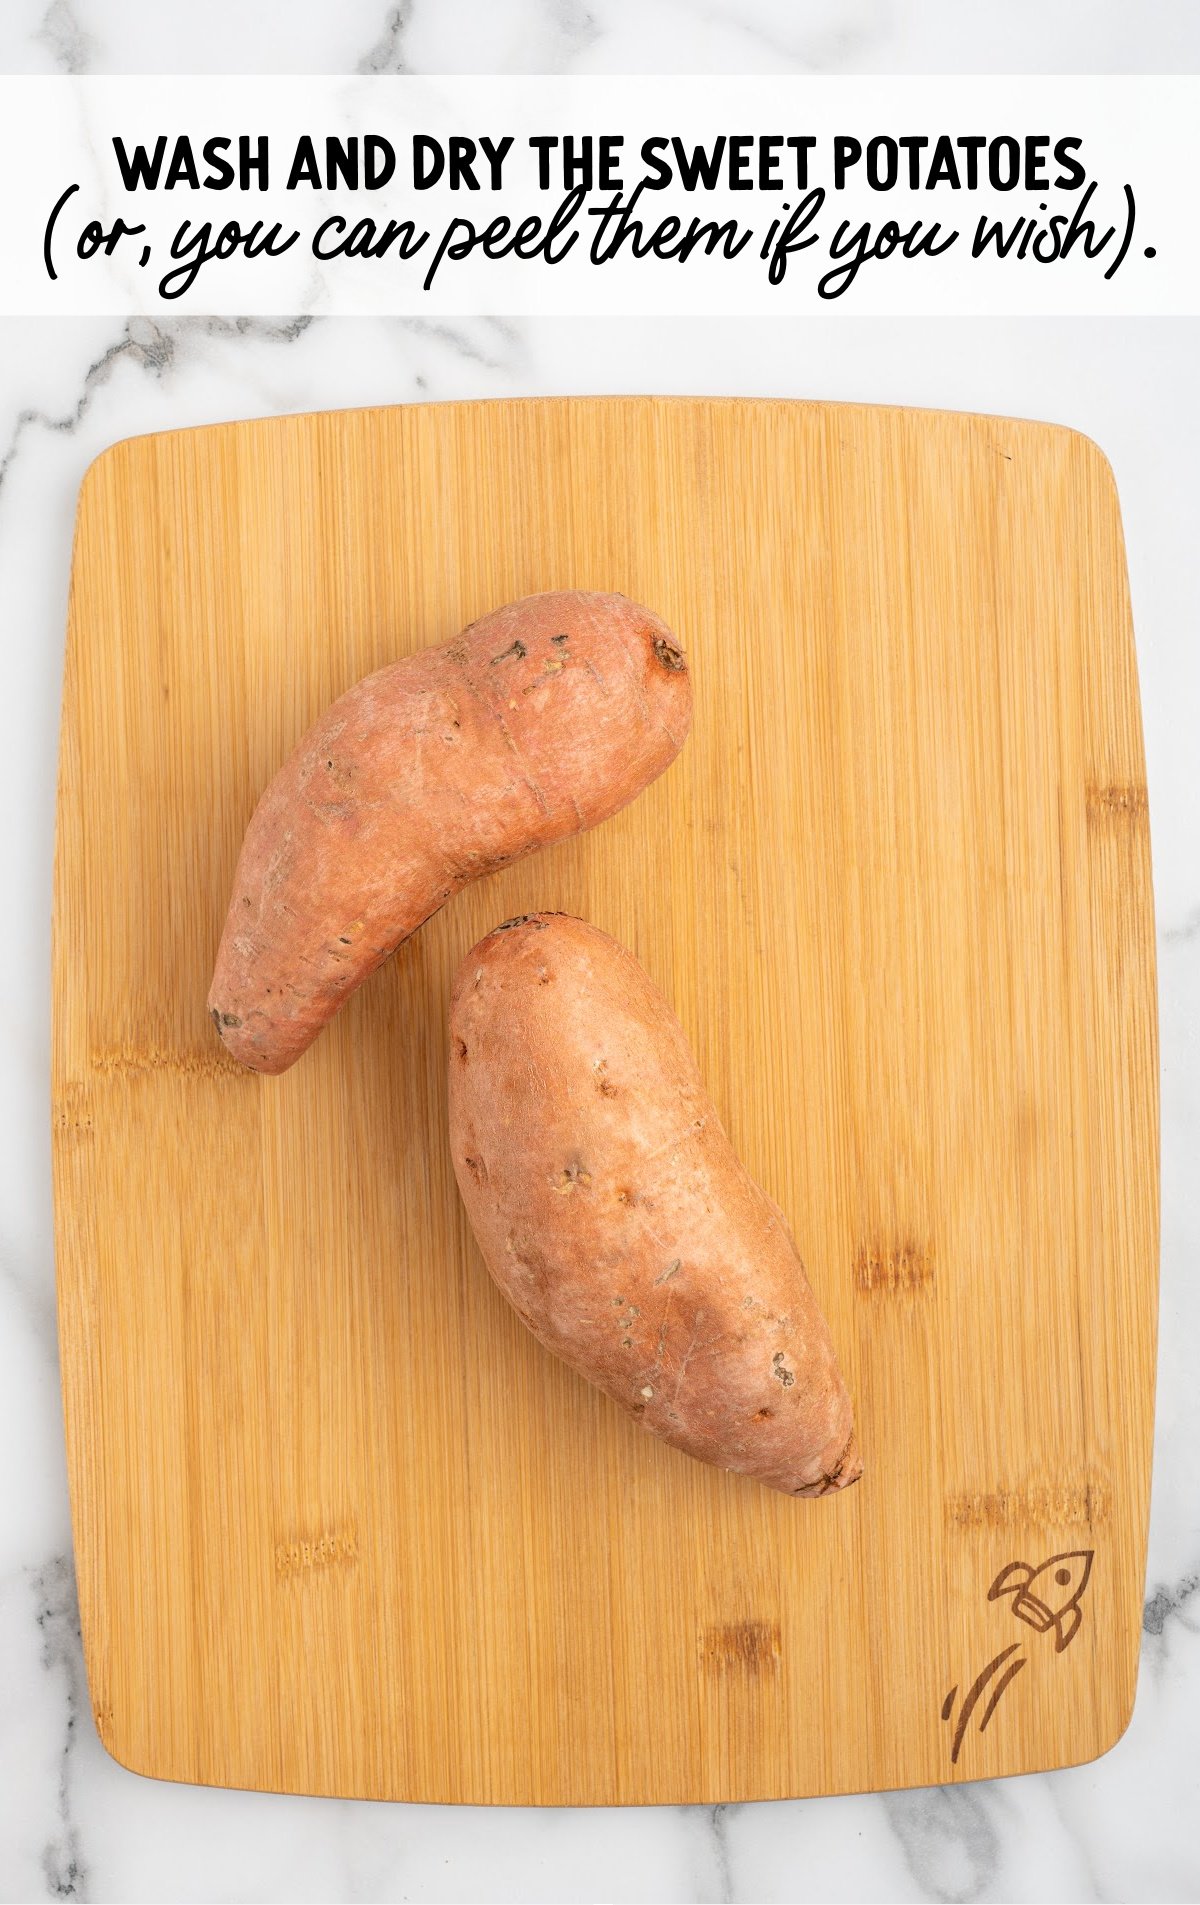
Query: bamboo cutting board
53,397,1158,1804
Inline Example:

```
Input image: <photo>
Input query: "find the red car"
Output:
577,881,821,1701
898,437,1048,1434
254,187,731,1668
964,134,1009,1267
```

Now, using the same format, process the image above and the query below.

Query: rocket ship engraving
941,1548,1095,1765
987,1549,1093,1652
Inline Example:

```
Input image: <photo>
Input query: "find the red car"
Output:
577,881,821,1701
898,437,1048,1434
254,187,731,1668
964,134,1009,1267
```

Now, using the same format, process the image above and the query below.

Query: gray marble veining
882,1787,1001,1905
31,1555,88,1902
34,0,94,76
355,3,413,78
0,317,318,499
1143,1571,1200,1644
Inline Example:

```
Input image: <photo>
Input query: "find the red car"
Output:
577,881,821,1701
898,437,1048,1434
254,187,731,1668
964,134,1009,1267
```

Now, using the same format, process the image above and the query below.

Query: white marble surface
1,0,1199,75
0,6,1198,1903
0,312,1197,1905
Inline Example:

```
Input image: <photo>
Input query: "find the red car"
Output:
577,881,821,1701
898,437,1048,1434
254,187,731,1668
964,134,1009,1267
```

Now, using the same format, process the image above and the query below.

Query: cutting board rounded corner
53,394,1158,1805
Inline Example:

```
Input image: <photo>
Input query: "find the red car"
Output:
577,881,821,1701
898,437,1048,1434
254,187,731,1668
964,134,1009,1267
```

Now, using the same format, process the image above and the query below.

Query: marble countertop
2,0,1200,75
1,7,1198,1904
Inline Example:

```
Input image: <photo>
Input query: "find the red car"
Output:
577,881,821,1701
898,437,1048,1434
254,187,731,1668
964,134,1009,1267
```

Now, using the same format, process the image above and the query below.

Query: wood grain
52,397,1158,1803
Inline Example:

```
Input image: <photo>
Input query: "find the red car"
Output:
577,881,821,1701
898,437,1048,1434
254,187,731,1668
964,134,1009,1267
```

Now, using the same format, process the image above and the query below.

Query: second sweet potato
449,914,861,1498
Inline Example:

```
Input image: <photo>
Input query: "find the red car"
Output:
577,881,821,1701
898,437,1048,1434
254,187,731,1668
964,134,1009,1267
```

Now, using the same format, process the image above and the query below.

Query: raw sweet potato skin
209,592,691,1073
448,914,861,1498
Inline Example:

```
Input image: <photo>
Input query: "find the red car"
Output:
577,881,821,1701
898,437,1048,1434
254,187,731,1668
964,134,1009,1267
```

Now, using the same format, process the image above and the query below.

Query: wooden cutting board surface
53,397,1158,1804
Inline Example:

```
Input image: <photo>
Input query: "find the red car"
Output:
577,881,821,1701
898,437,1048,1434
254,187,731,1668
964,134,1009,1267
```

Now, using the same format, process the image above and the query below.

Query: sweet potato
209,592,691,1073
448,914,861,1498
